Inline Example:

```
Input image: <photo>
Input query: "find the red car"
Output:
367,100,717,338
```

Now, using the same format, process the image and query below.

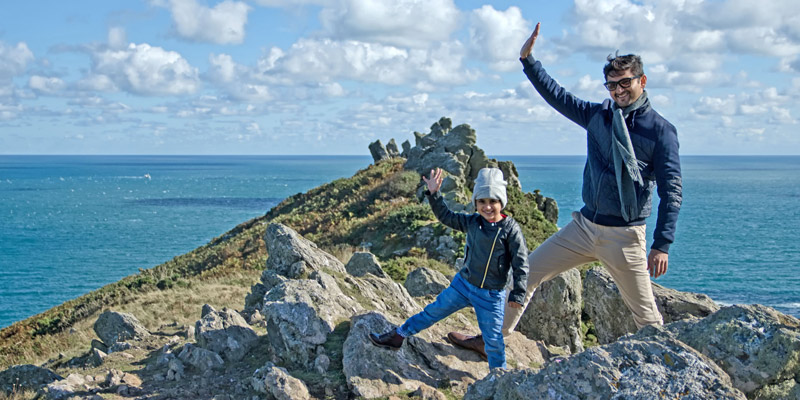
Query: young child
369,167,529,369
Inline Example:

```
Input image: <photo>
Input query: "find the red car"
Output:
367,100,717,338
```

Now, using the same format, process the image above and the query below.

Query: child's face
476,198,503,222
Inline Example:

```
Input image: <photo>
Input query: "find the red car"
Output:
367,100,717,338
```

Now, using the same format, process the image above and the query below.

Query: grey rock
340,275,421,321
657,304,800,399
87,348,107,367
584,265,720,344
368,140,390,164
342,312,548,399
410,383,448,400
93,311,149,347
167,358,185,381
194,305,259,362
404,267,450,297
516,268,583,352
386,139,400,158
0,364,62,394
177,343,225,371
345,252,388,278
265,223,347,279
245,269,290,312
89,339,107,354
464,331,745,400
401,140,411,157
108,341,133,353
251,362,311,400
542,197,559,225
42,373,90,400
262,271,362,369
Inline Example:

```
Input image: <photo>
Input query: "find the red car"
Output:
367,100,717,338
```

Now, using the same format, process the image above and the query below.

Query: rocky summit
1,117,799,400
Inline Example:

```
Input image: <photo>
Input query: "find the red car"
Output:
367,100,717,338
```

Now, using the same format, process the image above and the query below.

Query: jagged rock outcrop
654,305,800,399
532,189,559,225
252,362,311,400
404,267,450,297
342,312,550,399
93,311,150,347
369,140,390,164
464,330,746,400
265,223,347,279
345,252,388,278
584,265,721,344
194,305,258,362
386,139,400,158
516,269,583,352
0,364,62,394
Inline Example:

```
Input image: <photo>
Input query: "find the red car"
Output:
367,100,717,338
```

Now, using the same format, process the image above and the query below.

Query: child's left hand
508,301,523,309
423,168,444,193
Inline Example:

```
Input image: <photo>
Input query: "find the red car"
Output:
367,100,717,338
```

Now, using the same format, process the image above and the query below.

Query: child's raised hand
423,168,443,194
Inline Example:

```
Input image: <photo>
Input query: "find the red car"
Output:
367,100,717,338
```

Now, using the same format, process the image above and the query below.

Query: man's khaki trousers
503,211,663,336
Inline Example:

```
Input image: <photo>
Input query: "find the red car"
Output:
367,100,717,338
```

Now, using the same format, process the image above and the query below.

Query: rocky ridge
1,118,798,399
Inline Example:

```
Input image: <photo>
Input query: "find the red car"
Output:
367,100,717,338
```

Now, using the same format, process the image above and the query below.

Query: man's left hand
508,301,523,309
648,249,668,278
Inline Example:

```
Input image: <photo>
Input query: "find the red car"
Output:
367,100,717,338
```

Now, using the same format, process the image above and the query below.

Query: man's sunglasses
603,75,642,91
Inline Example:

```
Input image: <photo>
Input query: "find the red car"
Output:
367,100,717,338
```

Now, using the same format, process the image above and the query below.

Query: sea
1,155,799,329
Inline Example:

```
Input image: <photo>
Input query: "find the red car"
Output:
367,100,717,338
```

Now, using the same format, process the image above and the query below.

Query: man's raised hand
423,168,444,194
520,22,540,59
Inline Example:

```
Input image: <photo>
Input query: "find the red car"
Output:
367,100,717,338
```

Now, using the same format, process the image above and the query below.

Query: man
448,22,682,358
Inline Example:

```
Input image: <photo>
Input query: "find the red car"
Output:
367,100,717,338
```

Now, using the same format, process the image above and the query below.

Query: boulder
265,223,347,279
0,364,62,394
194,305,259,362
342,312,549,399
369,140,390,164
262,271,362,369
245,269,290,311
401,140,411,157
516,268,583,352
341,275,421,321
386,139,400,158
251,362,311,400
41,374,92,400
177,343,225,371
464,330,746,400
583,265,720,344
658,304,800,399
93,311,150,347
404,267,450,297
345,252,388,278
87,348,107,367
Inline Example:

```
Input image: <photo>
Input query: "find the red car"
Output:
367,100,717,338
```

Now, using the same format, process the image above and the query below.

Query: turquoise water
1,155,798,328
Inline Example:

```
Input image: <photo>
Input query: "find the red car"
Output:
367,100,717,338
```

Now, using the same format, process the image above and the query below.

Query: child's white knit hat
472,168,507,208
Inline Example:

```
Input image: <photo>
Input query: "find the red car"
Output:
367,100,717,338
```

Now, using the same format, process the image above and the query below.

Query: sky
1,0,799,155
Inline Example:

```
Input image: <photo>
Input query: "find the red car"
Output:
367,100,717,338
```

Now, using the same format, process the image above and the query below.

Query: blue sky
1,0,799,155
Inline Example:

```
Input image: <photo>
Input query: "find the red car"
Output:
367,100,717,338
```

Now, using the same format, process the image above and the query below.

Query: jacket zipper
480,228,502,288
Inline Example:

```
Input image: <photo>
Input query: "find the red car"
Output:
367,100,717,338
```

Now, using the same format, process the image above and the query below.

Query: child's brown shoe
368,330,404,350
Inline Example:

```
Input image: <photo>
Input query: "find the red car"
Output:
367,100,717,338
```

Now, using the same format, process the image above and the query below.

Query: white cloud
157,0,251,45
89,43,200,96
259,38,475,87
29,76,66,94
0,41,34,81
319,0,460,48
469,6,531,71
559,0,800,85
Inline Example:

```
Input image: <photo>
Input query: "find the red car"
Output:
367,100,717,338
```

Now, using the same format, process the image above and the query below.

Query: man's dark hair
603,51,644,78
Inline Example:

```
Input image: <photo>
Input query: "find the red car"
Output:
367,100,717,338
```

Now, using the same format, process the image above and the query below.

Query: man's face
605,69,647,108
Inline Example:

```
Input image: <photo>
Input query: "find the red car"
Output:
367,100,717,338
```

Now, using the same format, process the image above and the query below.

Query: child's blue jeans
396,273,507,369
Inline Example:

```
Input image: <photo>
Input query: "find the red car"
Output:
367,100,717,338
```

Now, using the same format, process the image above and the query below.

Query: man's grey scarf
611,90,648,221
